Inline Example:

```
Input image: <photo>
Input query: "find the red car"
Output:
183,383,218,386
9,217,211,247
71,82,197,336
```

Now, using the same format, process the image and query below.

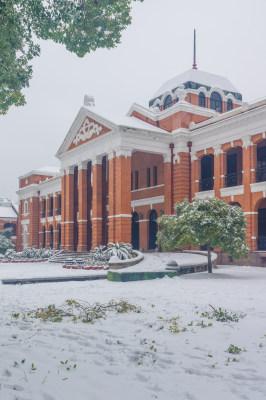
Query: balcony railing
225,171,243,187
199,177,214,192
48,209,53,217
258,237,266,251
56,208,61,216
256,166,266,182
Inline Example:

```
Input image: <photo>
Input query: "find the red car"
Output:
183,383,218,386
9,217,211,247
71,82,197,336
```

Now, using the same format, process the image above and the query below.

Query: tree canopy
157,197,249,273
0,0,143,114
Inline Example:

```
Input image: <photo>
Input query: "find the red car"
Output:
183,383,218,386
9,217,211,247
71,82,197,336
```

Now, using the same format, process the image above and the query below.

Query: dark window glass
227,99,233,111
135,171,138,190
210,92,223,112
164,95,172,109
153,166,157,186
147,168,150,187
50,197,53,215
199,92,205,107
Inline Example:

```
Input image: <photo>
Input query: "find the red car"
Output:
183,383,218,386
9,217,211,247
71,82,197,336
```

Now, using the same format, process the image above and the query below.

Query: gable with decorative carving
68,117,111,151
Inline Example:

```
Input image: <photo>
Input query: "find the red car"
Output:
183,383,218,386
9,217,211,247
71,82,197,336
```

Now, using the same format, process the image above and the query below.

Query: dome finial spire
192,29,197,70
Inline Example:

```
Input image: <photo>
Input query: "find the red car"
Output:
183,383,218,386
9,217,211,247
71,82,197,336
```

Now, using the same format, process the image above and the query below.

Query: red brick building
17,66,266,265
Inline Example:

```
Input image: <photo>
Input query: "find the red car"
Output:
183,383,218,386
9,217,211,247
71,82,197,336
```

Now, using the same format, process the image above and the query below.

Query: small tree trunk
207,244,212,273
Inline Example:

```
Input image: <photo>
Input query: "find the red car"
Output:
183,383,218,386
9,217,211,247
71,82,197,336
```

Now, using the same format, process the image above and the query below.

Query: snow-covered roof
0,198,18,219
84,106,168,133
0,203,17,219
152,69,241,99
19,166,60,179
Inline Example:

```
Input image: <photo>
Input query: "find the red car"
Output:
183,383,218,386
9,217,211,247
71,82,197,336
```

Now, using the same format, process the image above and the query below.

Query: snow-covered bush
106,242,132,260
91,245,109,262
5,247,56,260
0,228,15,254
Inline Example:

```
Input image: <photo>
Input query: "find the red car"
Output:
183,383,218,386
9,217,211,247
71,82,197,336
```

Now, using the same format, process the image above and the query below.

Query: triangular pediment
68,116,111,151
56,107,116,158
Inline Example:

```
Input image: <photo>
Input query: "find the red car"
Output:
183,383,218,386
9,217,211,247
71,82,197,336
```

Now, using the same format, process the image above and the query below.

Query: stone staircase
48,250,92,264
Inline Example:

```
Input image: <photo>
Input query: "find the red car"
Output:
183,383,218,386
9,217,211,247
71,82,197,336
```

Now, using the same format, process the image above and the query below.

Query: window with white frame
24,200,28,215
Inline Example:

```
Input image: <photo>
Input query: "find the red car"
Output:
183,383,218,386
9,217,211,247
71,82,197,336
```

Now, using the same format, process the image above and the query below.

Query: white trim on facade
220,185,244,197
131,184,164,193
108,214,132,219
131,196,164,208
250,181,266,193
194,190,215,199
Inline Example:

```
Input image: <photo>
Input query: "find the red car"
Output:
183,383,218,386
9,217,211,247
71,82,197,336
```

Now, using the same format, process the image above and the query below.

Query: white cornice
17,184,39,200
190,104,266,153
39,177,61,197
127,101,217,123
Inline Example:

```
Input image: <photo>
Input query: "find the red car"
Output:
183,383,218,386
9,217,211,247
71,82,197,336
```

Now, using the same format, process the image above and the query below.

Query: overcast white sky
1,0,266,201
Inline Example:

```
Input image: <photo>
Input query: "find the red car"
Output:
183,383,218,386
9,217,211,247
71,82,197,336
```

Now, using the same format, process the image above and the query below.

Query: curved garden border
108,250,144,270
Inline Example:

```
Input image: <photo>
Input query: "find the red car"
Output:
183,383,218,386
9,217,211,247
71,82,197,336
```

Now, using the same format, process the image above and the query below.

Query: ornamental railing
225,172,243,187
199,177,214,192
256,166,266,182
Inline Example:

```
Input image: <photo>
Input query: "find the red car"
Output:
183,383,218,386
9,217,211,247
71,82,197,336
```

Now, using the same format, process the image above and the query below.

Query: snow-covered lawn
1,263,266,400
0,262,107,280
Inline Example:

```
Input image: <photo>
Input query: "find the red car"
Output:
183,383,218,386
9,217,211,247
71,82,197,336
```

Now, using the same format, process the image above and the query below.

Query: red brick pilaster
114,154,132,243
214,146,222,198
92,157,103,248
77,162,88,251
108,151,132,244
191,156,200,198
108,154,115,243
61,173,66,249
64,167,75,251
164,160,172,215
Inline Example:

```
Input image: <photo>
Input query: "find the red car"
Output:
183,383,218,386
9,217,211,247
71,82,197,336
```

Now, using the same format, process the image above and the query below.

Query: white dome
152,69,240,99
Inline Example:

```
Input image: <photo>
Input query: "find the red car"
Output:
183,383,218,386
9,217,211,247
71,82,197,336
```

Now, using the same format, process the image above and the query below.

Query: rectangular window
147,168,150,187
135,171,139,190
153,166,158,186
50,197,54,216
131,172,133,191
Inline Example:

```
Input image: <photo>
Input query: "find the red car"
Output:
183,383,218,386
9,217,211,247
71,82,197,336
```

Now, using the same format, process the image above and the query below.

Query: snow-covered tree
0,0,143,114
157,197,249,273
0,228,15,255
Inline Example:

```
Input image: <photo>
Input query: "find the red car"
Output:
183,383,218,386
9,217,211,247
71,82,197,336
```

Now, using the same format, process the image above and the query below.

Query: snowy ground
0,252,211,280
1,263,266,400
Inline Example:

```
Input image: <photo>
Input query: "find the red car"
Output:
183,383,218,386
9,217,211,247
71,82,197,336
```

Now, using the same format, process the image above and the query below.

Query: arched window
24,201,28,215
164,95,172,110
210,92,223,112
199,92,205,108
227,99,233,111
